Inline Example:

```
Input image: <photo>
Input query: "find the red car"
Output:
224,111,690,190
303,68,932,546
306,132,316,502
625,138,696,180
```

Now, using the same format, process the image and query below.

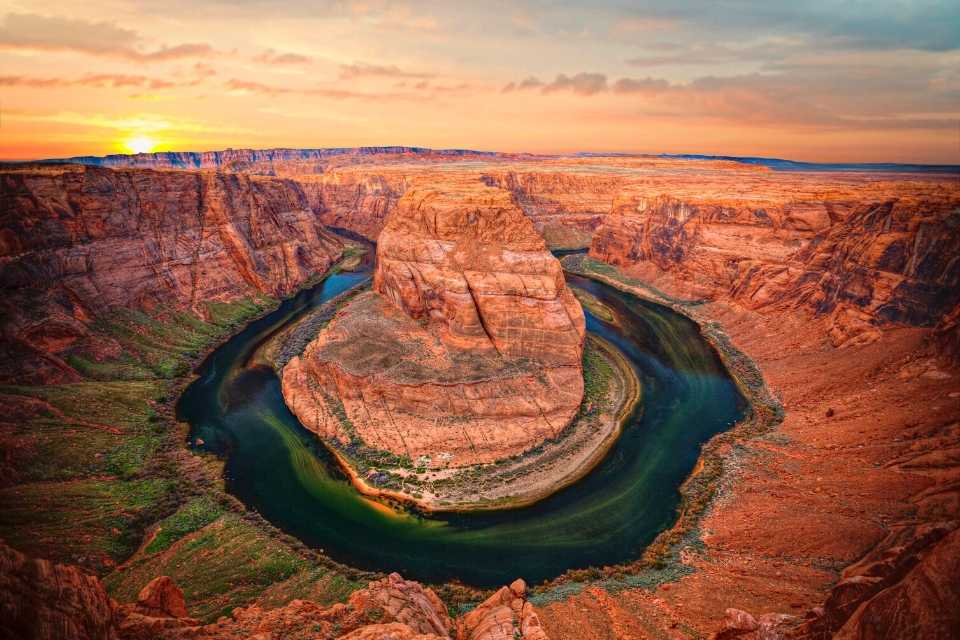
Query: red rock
0,540,118,640
459,576,548,640
282,176,585,480
135,576,188,618
0,164,344,383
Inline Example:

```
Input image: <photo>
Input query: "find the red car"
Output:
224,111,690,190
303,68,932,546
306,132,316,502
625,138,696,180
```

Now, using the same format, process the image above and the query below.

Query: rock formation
282,177,585,476
459,579,548,640
0,540,549,640
705,523,960,639
0,164,344,383
590,187,960,346
0,540,118,640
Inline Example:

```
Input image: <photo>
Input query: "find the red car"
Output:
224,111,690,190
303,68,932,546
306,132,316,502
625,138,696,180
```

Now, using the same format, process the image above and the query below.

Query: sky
1,1,958,162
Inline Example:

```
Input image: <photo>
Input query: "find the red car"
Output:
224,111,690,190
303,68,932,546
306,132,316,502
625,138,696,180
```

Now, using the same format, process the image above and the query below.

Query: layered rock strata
0,164,344,383
282,178,585,481
589,186,960,347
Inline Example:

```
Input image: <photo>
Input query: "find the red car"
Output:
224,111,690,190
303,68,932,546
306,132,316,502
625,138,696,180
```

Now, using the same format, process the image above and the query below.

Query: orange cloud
1,74,180,89
339,62,433,80
254,49,312,65
0,13,216,62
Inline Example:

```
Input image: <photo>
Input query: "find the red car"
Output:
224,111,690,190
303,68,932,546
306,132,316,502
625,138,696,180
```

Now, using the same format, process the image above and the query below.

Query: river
178,262,745,586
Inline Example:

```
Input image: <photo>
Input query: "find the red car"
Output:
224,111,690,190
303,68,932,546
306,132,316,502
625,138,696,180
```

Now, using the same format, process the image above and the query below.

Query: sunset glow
125,135,156,154
0,1,957,162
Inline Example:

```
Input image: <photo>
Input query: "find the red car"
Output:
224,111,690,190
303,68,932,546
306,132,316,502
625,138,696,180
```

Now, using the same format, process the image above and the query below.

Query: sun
125,135,156,154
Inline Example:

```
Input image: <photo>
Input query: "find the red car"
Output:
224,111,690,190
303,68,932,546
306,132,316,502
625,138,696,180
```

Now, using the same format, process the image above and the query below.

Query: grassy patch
146,496,225,554
3,263,371,619
0,477,175,572
580,340,615,413
0,380,167,482
105,513,336,622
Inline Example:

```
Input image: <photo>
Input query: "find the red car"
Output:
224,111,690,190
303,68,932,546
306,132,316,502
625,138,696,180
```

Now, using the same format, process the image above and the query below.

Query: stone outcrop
282,177,585,475
0,539,118,640
459,579,547,640
133,576,189,619
0,164,344,383
0,540,548,640
373,181,585,364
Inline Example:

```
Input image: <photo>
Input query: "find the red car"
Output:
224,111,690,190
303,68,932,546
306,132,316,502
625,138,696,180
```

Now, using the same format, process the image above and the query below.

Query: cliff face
282,177,585,471
590,191,960,346
294,168,410,240
0,164,343,383
374,180,585,364
481,171,624,246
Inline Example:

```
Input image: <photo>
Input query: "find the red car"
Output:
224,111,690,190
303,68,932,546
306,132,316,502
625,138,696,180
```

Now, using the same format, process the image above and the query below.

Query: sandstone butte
1,149,959,640
281,176,587,500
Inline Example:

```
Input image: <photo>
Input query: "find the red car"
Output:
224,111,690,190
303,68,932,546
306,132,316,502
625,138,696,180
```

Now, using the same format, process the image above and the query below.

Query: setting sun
125,135,156,154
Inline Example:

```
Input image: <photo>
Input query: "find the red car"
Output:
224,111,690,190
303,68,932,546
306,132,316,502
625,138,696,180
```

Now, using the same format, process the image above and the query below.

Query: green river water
179,263,745,586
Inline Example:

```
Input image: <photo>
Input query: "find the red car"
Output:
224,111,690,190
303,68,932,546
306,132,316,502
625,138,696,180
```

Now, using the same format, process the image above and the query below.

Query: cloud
612,77,670,93
0,13,215,61
339,62,433,80
192,62,217,80
505,73,613,96
542,73,608,95
504,73,609,96
499,59,957,134
224,77,408,100
501,76,545,92
254,49,312,65
1,73,204,90
134,43,215,62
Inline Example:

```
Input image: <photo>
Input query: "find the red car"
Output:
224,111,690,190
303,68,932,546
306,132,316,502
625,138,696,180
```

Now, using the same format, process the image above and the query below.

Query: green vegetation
0,476,175,570
580,339,615,413
105,511,363,622
572,287,616,323
145,496,225,554
562,254,707,307
1,256,367,617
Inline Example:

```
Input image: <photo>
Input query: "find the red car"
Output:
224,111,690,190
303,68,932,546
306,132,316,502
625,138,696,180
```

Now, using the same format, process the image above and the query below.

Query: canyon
1,148,958,639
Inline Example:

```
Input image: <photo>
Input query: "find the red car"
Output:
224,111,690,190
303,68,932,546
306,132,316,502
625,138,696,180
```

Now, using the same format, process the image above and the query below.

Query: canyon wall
589,182,960,346
294,168,411,240
282,177,586,469
0,164,344,384
480,171,625,247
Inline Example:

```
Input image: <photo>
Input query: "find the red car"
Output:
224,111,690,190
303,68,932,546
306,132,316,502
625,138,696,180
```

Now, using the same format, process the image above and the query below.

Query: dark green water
178,268,746,586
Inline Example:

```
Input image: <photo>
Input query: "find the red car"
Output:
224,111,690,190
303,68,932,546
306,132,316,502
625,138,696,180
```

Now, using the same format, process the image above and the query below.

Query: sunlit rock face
374,179,585,364
282,177,585,470
0,163,343,384
590,189,960,347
